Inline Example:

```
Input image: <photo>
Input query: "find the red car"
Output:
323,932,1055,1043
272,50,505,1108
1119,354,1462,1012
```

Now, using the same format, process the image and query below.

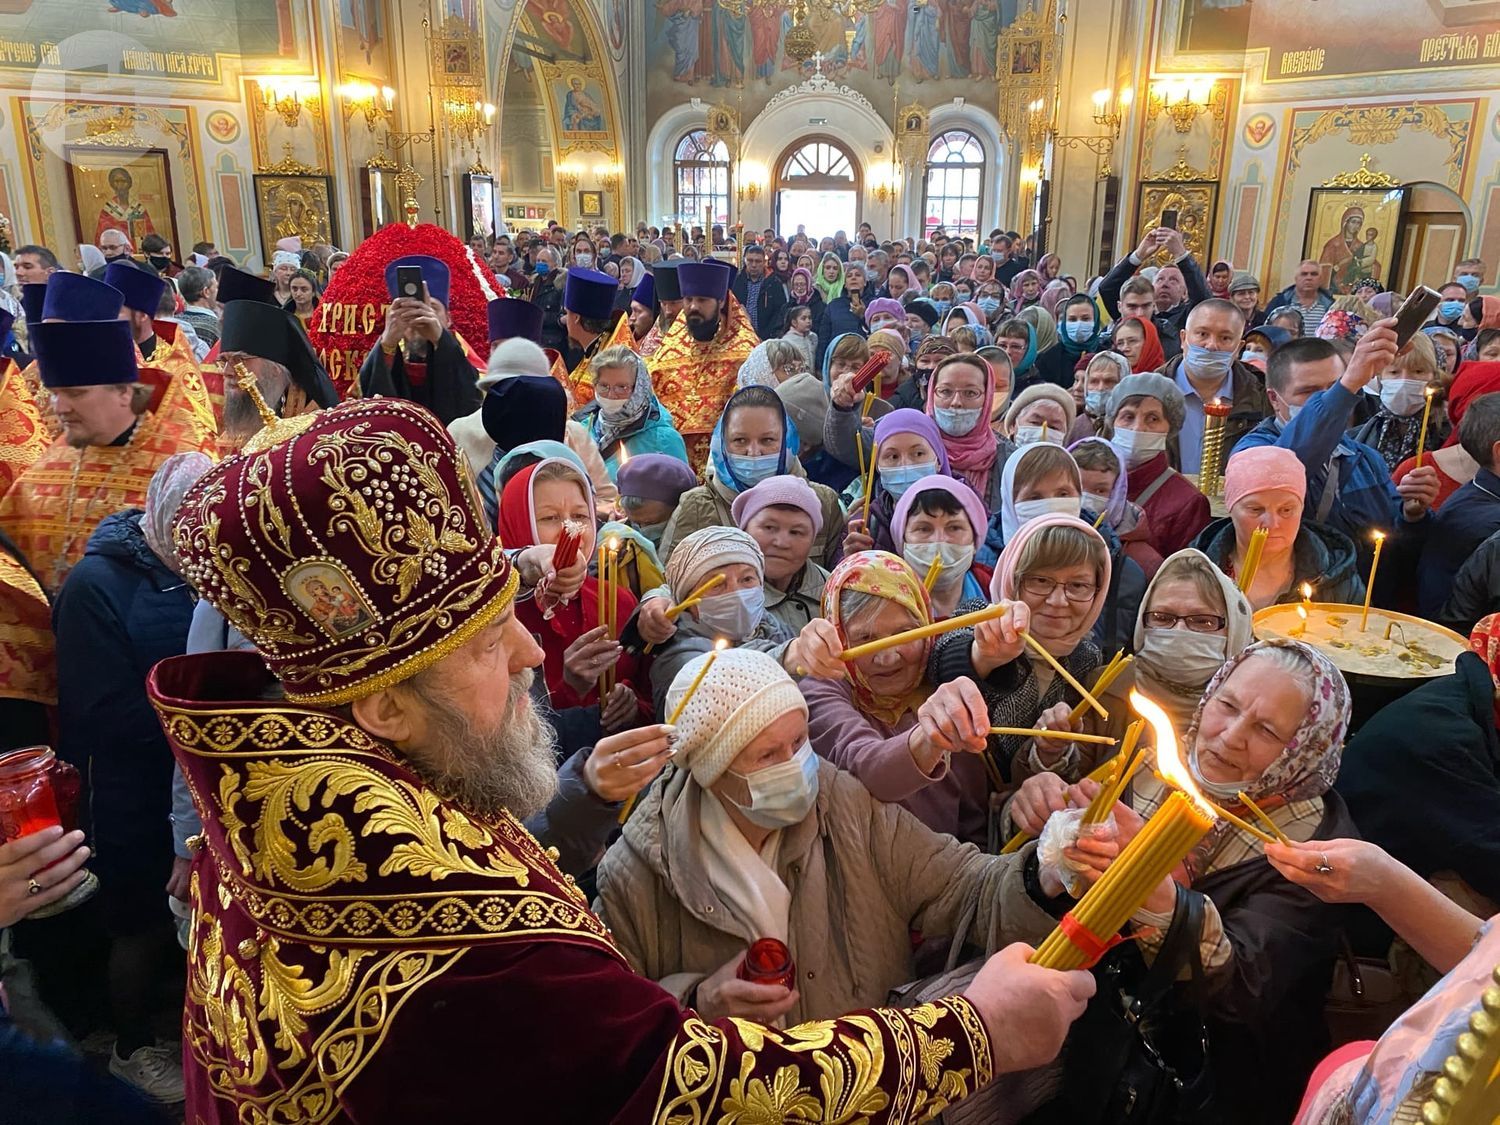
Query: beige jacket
594,760,1059,1024
657,461,846,569
446,412,618,509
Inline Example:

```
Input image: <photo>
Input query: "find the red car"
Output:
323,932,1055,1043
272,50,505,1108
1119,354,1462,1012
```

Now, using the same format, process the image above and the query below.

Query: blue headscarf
1008,320,1039,375
821,330,866,393
708,385,802,493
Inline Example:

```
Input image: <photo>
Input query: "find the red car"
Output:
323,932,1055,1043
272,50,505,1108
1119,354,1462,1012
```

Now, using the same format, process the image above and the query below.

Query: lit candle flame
713,637,730,651
1130,689,1213,817
1300,582,1312,601
1372,530,1386,545
617,445,631,465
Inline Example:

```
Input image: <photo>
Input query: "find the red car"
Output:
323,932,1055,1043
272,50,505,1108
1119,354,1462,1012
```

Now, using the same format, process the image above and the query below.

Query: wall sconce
556,162,581,192
444,96,496,148
735,160,766,204
257,77,320,128
1090,87,1131,137
339,81,395,132
1148,78,1225,133
596,162,623,194
870,164,900,204
1018,164,1042,187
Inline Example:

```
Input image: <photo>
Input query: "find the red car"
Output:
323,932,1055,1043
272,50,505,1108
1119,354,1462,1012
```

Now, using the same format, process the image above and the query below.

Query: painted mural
1171,0,1500,83
0,0,307,82
646,0,1018,120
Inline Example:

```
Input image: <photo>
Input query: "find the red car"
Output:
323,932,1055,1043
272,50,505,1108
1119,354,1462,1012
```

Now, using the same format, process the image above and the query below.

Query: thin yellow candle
1082,720,1145,825
998,754,1121,854
666,573,726,620
1021,631,1108,719
1413,384,1436,467
861,389,876,420
1294,604,1308,637
1204,799,1277,845
1068,653,1133,723
596,542,610,699
1030,691,1216,970
1237,790,1291,845
1092,507,1108,529
922,556,944,592
989,727,1118,746
861,440,879,524
839,600,1009,661
1360,530,1386,631
666,644,723,726
1236,526,1268,592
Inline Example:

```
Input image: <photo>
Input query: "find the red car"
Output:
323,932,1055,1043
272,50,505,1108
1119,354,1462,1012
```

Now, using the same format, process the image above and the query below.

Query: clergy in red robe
152,395,1091,1123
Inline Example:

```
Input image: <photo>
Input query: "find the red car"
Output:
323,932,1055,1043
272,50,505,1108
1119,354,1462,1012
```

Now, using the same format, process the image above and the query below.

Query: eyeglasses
933,387,985,406
1143,610,1226,633
1019,574,1097,602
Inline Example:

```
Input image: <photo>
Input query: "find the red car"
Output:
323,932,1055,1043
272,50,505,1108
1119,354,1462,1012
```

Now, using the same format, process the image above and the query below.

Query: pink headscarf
925,354,999,503
788,266,814,303
991,512,1112,654
1038,278,1075,318
1009,268,1043,306
887,263,921,296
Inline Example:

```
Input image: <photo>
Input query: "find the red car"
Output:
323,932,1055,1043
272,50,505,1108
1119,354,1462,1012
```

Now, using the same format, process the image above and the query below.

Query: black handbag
1022,883,1215,1125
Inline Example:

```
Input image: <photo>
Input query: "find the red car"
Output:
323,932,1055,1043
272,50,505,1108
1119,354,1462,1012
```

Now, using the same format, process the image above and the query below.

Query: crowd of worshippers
0,219,1498,1125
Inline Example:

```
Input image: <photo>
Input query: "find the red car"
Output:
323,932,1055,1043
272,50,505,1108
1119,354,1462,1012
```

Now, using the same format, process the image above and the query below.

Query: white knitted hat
663,526,764,601
667,648,808,787
480,337,551,390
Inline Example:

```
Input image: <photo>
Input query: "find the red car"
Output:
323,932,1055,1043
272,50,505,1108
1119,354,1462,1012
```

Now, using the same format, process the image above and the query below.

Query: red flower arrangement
306,222,502,397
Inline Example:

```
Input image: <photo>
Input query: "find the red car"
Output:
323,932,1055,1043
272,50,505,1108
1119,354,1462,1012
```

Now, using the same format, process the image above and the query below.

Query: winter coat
1031,342,1086,389
764,560,829,635
52,510,194,898
1125,450,1212,556
1337,652,1500,907
1191,515,1365,606
593,759,1060,1023
1439,525,1500,634
730,272,790,341
573,397,690,478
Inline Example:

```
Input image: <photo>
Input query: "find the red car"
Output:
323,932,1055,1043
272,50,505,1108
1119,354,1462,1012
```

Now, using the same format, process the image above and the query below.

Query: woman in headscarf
826,406,950,558
575,344,688,478
613,256,646,310
890,475,992,618
1109,315,1167,374
643,527,842,716
1192,446,1364,611
1009,267,1044,309
1025,639,1359,1125
811,250,844,307
930,514,1110,782
1208,258,1234,298
498,455,650,728
998,383,1074,450
657,385,846,568
1068,349,1129,441
1422,323,1463,384
803,551,993,844
1033,293,1102,389
994,317,1039,392
1018,303,1059,357
596,647,1063,1027
1037,278,1074,320
732,474,829,635
1348,331,1445,472
924,352,1002,512
786,265,820,337
884,263,920,300
77,243,106,276
1035,253,1062,284
1396,360,1500,510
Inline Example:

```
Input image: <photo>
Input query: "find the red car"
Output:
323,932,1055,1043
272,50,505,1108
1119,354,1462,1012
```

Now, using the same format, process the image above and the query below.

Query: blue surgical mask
955,289,973,303
977,297,1001,315
1183,343,1234,379
1438,299,1466,321
535,260,551,275
727,743,820,829
931,299,952,316
1084,389,1110,415
695,586,765,640
879,461,938,497
934,406,982,437
1065,320,1094,343
1457,273,1481,293
1283,401,1305,424
726,451,781,488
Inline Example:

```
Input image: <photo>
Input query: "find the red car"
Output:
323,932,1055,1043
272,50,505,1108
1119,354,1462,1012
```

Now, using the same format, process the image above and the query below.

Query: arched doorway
774,137,859,238
1395,183,1470,294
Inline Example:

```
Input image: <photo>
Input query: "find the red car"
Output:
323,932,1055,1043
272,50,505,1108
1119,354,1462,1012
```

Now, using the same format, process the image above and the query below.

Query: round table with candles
1251,602,1466,731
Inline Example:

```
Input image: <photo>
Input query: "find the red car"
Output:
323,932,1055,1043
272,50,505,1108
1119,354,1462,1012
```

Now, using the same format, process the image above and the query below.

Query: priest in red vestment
150,396,1092,1122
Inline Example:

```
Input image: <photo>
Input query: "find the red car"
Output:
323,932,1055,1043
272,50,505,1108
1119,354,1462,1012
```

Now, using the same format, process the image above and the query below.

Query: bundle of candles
1029,691,1218,970
1236,526,1268,592
596,536,621,696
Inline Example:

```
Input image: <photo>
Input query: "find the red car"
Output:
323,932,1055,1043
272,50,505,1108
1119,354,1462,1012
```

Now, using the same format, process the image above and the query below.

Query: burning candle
1294,604,1308,637
1030,691,1216,971
1360,530,1386,631
1198,399,1232,497
1413,385,1436,467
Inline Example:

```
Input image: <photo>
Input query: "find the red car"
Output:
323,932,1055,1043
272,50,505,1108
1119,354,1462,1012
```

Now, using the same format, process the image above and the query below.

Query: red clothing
517,579,649,714
1125,451,1211,556
1393,453,1465,511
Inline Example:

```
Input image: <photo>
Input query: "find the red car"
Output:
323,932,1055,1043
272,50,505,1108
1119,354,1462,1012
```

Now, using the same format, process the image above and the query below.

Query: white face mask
1082,491,1113,520
1013,424,1061,446
575,252,594,267
901,540,975,586
1190,745,1246,800
695,586,765,640
1109,426,1167,468
1135,629,1228,694
727,743,820,829
1378,378,1429,417
1013,496,1082,526
595,393,632,419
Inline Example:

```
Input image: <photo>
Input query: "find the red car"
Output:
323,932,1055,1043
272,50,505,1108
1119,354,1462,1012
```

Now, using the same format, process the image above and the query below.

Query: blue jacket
1191,515,1365,607
573,398,689,479
1232,381,1418,547
1418,466,1500,616
52,510,194,855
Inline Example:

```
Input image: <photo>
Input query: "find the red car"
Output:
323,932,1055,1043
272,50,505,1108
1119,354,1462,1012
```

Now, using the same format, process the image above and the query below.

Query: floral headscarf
589,350,660,451
1188,638,1350,805
823,549,934,725
736,340,779,389
1315,308,1366,342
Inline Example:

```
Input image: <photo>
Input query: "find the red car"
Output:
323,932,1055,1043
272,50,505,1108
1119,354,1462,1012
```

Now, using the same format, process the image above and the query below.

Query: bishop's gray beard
404,668,559,821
